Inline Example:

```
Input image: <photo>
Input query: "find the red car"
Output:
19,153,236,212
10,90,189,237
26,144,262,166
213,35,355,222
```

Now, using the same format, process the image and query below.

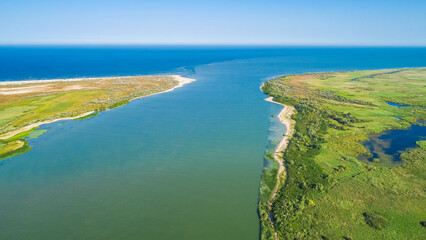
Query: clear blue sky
1,0,425,45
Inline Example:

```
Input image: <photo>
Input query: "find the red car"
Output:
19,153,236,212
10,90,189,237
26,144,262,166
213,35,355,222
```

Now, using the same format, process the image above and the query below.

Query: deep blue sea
1,46,426,81
0,46,425,240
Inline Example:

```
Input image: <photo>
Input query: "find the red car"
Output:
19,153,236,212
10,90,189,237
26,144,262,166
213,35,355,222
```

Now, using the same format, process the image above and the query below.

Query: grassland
0,75,193,160
260,68,426,239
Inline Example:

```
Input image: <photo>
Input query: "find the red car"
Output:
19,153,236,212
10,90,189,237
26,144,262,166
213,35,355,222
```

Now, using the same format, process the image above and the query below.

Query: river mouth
1,47,426,240
359,124,426,166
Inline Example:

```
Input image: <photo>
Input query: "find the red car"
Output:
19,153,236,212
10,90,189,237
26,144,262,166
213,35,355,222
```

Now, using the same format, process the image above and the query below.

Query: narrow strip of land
0,75,194,139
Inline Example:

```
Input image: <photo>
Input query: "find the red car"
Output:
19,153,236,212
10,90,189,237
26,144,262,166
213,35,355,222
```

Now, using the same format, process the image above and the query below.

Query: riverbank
264,97,295,202
260,68,426,239
260,96,296,240
0,75,195,160
0,111,95,140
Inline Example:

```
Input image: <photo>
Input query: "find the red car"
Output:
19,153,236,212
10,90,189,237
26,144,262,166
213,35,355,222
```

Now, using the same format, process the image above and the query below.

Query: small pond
360,124,426,166
351,70,402,81
386,101,414,107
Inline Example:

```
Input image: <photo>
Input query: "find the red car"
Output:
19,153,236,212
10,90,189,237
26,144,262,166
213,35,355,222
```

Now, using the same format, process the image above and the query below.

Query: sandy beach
125,75,195,103
146,75,195,95
0,75,195,139
0,75,161,86
0,74,195,86
264,96,296,202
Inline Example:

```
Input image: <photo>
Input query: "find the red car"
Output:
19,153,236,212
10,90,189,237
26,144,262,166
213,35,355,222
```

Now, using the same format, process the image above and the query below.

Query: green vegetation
73,112,99,120
259,148,279,202
0,75,179,160
0,140,31,160
260,68,426,239
363,212,387,230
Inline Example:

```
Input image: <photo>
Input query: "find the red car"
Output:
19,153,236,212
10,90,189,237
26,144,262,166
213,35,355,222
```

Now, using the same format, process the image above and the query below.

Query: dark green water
1,47,426,239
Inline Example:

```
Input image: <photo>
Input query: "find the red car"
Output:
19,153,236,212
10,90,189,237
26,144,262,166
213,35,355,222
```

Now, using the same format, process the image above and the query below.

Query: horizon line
1,43,426,48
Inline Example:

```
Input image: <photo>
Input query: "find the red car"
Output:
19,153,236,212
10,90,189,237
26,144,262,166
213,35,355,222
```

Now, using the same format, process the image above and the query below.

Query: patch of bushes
267,100,330,239
363,212,387,230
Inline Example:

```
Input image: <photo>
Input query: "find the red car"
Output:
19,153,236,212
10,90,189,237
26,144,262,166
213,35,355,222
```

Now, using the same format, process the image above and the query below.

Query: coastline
0,74,191,86
126,75,195,103
264,96,296,202
0,111,95,140
0,75,195,140
142,75,195,97
260,68,426,239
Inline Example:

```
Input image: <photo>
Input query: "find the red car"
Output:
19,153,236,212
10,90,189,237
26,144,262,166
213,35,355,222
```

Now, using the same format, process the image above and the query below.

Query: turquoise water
1,47,426,239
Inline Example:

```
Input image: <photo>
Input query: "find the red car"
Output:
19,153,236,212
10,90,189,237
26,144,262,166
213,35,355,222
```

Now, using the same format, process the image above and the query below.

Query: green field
260,68,426,239
0,75,179,160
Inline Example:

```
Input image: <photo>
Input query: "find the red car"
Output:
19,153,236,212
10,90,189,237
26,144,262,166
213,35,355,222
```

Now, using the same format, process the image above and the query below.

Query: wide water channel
0,47,425,239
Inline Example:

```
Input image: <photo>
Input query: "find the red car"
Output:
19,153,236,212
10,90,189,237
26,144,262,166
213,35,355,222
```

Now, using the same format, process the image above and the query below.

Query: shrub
363,212,387,230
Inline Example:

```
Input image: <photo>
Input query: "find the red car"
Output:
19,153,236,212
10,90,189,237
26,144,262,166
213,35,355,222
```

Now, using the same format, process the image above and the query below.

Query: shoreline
0,74,190,86
126,75,195,103
264,96,296,202
0,75,195,140
0,111,95,140
258,68,426,239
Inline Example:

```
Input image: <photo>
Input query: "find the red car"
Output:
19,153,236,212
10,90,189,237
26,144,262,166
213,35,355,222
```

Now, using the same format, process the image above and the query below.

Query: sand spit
0,75,195,139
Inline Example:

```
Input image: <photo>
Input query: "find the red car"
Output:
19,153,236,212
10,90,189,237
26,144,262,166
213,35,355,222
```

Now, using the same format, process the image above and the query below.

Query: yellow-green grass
0,140,31,160
0,75,179,160
261,68,426,239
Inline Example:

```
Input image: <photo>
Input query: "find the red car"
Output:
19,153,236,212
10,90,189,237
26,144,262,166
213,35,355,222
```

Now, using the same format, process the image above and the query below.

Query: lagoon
0,47,426,240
